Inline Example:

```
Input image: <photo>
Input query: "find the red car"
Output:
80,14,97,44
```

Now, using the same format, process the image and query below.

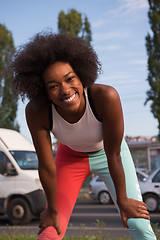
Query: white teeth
64,94,76,102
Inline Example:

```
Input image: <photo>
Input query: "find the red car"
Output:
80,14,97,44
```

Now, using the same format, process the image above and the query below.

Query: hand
38,208,61,235
118,198,150,228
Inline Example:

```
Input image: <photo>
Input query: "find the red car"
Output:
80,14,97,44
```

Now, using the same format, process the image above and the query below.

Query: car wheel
99,191,111,204
7,198,32,225
143,194,159,213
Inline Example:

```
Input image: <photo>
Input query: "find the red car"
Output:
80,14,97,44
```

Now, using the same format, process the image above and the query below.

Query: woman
10,33,156,240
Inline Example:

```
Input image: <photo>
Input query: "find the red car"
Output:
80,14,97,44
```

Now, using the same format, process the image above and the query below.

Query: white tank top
51,89,103,152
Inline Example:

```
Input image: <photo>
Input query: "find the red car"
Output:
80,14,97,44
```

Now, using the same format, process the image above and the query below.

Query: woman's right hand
38,208,61,235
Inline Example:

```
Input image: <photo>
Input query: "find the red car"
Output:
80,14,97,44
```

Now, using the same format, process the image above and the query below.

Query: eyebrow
64,71,73,77
46,80,56,85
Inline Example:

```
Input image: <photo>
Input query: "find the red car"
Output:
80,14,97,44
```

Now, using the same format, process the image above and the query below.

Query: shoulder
89,84,119,101
89,84,121,120
25,99,49,117
25,99,51,131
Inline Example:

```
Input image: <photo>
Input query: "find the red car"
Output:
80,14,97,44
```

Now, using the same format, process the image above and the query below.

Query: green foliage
0,23,19,131
0,221,133,240
0,234,37,240
0,226,36,240
63,236,131,240
58,9,92,44
145,0,160,139
151,222,160,239
64,220,132,240
0,235,131,240
2,220,159,240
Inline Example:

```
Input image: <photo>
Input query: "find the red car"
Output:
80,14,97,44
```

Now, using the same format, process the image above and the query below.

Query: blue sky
0,0,158,141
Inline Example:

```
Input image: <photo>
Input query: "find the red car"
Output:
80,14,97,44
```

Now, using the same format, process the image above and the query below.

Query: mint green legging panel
89,139,157,240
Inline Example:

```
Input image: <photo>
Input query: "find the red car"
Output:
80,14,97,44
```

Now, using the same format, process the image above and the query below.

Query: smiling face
43,61,85,119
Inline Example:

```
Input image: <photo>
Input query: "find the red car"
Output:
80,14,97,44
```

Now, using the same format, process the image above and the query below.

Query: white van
0,128,46,225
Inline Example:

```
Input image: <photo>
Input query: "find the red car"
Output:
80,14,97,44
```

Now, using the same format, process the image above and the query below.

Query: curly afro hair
10,32,102,101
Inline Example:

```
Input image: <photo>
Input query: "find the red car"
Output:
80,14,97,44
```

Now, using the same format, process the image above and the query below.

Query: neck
55,94,86,124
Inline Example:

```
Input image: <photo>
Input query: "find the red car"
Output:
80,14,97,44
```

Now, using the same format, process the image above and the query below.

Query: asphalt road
0,200,160,239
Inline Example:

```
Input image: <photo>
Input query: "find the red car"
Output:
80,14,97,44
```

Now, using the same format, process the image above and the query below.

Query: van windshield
10,151,38,170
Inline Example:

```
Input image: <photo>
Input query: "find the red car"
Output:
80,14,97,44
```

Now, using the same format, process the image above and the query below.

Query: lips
63,93,76,103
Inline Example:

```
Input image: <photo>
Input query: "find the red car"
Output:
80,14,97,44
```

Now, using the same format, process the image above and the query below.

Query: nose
60,82,71,95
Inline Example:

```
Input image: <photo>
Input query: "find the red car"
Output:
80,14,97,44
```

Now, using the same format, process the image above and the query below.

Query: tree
58,9,92,44
145,0,160,139
0,24,19,130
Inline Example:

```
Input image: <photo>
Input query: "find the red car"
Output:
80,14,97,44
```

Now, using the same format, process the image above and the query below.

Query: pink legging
38,143,91,240
37,142,156,240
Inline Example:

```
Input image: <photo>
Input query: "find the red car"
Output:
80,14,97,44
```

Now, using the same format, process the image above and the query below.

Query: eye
49,84,58,90
67,76,75,82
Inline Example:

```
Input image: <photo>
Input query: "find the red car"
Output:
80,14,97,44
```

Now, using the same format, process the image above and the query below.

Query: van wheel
7,198,32,225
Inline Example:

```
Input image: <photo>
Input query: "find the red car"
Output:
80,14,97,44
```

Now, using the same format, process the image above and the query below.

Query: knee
37,213,69,240
127,218,148,232
37,226,65,240
127,218,156,239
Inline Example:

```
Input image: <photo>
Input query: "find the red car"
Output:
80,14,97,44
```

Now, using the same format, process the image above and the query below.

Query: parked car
136,168,148,182
89,168,148,205
89,175,112,204
139,167,160,213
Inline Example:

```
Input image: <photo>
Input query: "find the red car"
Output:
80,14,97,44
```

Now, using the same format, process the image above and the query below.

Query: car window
96,177,103,182
152,171,160,183
10,150,38,170
137,172,143,181
0,151,14,176
136,172,147,182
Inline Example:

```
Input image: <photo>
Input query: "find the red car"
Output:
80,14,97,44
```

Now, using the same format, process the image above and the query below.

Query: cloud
130,59,147,65
95,44,120,51
99,74,144,86
94,31,132,41
92,19,107,29
95,0,108,2
99,74,131,82
108,0,149,19
120,0,149,12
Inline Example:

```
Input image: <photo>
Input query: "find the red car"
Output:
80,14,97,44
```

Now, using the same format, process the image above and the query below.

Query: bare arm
101,86,126,204
91,84,150,227
25,101,61,235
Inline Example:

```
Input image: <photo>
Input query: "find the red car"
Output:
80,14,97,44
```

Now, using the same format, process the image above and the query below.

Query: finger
135,200,147,208
138,203,146,207
141,202,148,209
137,206,149,213
39,221,45,228
56,226,61,235
141,211,150,216
137,204,148,212
141,213,150,220
122,219,128,228
135,211,150,220
137,207,150,215
120,211,128,228
38,226,46,235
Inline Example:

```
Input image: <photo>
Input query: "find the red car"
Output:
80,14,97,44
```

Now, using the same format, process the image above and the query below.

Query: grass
0,220,132,240
63,237,131,240
151,222,160,239
0,234,132,240
0,220,159,240
0,233,36,240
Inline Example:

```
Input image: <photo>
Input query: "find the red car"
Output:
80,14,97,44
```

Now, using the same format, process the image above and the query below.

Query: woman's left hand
119,198,150,228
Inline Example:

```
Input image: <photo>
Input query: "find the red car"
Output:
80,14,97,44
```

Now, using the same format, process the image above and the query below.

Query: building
127,140,160,172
